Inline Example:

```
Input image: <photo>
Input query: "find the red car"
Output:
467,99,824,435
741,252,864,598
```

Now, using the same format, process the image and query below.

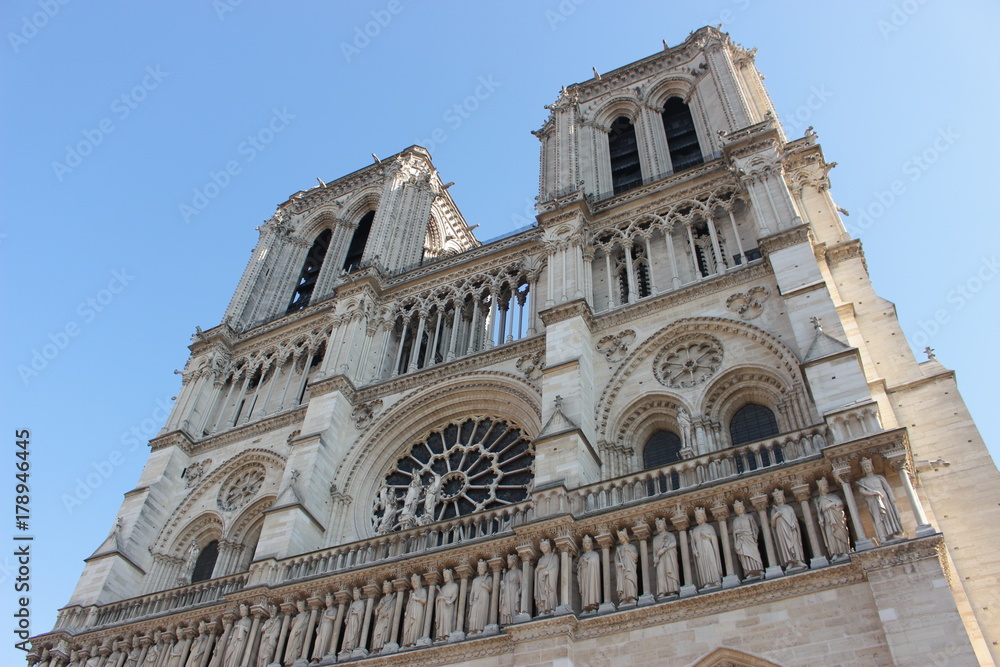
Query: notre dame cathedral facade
31,27,999,667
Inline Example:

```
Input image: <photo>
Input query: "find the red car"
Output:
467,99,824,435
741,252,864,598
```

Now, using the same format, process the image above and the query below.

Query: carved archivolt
352,399,383,430
653,334,724,389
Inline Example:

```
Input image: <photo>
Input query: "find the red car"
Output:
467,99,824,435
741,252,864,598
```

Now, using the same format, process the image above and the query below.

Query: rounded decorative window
653,336,723,389
218,464,266,512
372,417,534,534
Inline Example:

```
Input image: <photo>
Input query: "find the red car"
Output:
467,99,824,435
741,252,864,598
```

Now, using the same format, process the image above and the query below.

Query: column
705,215,725,273
453,563,473,640
294,347,316,406
553,536,576,615
485,557,503,636
604,251,615,309
595,532,616,613
505,291,517,343
792,482,829,568
631,522,655,606
382,578,408,655
196,622,220,667
889,459,935,537
407,313,427,373
750,493,783,579
622,241,638,303
485,290,498,349
664,227,681,289
427,309,443,366
447,304,462,360
726,208,746,265
354,585,379,658
276,355,296,410
418,571,440,647
670,512,698,598
241,608,264,666
300,596,322,661
465,298,481,355
643,236,658,294
686,224,700,278
833,463,875,551
391,320,407,376
711,504,740,588
328,591,350,659
514,544,536,622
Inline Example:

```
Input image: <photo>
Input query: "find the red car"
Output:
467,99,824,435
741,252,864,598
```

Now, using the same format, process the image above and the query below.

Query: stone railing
263,499,534,586
563,424,829,517
55,573,249,633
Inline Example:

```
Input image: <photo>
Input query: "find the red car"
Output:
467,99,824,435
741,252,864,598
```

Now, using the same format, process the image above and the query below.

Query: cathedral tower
31,27,999,667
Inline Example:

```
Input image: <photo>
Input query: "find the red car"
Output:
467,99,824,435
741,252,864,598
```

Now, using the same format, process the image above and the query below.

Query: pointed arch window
287,229,332,313
343,210,375,272
643,430,682,469
608,116,642,195
729,403,779,446
661,97,703,172
190,540,218,583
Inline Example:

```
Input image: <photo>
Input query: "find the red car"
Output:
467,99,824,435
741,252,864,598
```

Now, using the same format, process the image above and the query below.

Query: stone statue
676,406,692,451
577,534,601,611
770,489,806,569
222,604,252,667
84,647,103,667
731,500,763,578
614,528,639,604
466,559,492,634
815,477,851,560
856,457,904,543
499,553,521,625
124,639,141,667
652,517,679,597
184,623,209,667
256,607,282,667
370,580,395,651
181,543,200,584
420,474,441,525
399,476,422,530
435,569,459,639
283,599,310,666
401,573,427,646
534,538,559,615
143,642,160,666
690,507,723,589
311,595,335,660
342,588,365,651
376,503,399,535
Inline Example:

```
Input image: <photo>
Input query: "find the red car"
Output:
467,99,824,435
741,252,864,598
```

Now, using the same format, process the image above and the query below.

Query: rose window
372,417,534,533
653,337,723,389
218,464,266,512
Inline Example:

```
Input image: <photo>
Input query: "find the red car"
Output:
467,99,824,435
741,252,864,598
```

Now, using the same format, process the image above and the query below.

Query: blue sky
2,1,998,661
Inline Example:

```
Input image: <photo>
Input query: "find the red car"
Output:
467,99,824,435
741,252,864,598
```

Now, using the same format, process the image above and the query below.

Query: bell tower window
608,116,642,195
287,229,332,314
343,210,375,272
661,97,703,172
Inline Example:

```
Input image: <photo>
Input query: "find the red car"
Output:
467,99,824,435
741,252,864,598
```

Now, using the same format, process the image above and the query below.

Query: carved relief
182,459,212,489
218,465,266,512
516,350,544,382
653,336,723,389
351,399,383,430
596,329,636,362
725,286,769,320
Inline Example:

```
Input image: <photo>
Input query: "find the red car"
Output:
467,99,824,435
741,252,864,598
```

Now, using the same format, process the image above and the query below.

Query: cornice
758,224,812,257
823,239,868,274
538,299,595,329
172,407,306,455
